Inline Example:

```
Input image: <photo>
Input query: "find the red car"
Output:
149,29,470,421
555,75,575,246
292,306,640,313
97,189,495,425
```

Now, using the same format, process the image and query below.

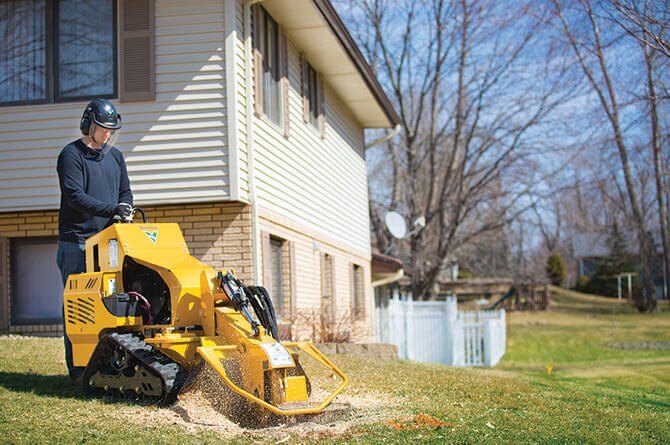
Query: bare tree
604,0,670,301
605,0,670,58
552,0,660,311
342,0,573,299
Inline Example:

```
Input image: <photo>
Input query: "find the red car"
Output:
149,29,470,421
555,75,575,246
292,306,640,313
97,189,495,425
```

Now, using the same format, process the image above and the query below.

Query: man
56,98,133,383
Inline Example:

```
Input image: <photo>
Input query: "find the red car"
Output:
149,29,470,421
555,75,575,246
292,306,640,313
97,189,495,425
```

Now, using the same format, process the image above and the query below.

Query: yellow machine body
64,222,347,415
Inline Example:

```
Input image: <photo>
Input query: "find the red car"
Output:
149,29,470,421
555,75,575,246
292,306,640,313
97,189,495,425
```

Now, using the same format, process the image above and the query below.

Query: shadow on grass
0,371,86,400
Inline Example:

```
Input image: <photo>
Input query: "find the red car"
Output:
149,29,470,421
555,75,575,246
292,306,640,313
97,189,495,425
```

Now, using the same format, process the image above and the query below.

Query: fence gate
461,314,484,366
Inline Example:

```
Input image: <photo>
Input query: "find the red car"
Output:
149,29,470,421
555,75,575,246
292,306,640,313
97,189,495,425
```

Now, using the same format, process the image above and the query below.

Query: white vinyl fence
375,295,506,367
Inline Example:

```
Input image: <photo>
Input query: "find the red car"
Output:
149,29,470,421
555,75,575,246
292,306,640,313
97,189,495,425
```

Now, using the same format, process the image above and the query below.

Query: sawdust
122,366,404,441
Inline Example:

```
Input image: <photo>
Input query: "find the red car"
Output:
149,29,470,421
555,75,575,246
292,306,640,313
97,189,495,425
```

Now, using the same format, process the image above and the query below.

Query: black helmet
80,98,122,135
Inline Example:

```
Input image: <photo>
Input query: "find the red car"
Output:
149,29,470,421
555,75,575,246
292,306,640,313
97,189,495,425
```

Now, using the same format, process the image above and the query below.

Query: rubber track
83,332,188,406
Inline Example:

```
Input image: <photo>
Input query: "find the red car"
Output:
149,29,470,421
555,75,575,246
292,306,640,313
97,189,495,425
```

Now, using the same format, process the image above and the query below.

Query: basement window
10,237,62,324
269,237,285,320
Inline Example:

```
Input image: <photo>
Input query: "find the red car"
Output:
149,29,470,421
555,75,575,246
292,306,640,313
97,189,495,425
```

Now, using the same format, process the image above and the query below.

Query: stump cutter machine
64,210,348,415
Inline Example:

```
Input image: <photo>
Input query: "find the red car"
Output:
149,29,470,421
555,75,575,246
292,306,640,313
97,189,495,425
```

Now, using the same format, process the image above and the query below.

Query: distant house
0,0,400,338
572,232,667,299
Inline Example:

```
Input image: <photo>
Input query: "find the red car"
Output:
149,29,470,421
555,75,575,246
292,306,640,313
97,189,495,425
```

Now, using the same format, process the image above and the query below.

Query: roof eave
311,0,401,127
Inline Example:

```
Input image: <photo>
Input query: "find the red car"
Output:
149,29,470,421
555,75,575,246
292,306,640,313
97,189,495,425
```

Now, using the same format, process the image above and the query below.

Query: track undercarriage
83,332,188,405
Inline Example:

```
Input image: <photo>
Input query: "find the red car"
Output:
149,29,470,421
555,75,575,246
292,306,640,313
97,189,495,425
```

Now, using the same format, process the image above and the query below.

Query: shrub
546,252,567,286
575,275,590,292
294,309,353,343
458,270,474,279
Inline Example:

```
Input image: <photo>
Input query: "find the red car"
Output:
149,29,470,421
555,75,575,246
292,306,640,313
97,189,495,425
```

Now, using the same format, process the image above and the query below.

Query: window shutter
289,241,297,320
252,5,263,116
0,237,8,330
300,55,309,123
320,254,327,298
119,0,155,102
358,266,365,316
331,257,337,318
349,263,354,316
280,31,290,137
261,231,271,288
318,75,326,138
321,254,335,324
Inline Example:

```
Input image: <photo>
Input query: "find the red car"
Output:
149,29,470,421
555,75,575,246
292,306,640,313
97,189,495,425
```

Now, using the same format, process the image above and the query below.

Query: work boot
69,367,84,386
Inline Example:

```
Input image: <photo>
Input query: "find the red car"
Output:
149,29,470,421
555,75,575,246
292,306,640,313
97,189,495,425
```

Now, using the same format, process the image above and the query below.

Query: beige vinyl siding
248,34,371,255
259,213,373,341
0,0,230,211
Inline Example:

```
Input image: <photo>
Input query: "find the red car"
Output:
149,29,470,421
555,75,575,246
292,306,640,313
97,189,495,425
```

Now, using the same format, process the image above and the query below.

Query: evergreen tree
586,222,637,297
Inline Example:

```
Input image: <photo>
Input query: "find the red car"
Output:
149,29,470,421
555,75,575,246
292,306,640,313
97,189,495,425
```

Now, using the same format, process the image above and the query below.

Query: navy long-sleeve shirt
57,139,133,243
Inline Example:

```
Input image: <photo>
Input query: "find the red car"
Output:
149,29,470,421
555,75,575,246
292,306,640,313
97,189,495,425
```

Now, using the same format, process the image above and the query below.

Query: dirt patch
122,366,404,441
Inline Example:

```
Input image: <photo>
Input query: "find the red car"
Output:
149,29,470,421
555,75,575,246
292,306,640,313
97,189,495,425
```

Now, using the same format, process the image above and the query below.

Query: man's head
80,99,121,148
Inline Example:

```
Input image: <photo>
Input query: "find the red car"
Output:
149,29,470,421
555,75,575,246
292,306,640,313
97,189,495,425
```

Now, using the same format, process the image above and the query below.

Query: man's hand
114,202,133,219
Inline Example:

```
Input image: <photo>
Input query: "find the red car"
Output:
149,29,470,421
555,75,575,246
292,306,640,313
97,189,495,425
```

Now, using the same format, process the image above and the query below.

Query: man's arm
116,150,133,206
57,149,117,217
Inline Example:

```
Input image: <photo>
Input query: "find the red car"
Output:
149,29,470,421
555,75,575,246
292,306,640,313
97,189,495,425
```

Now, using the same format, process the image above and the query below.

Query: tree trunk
644,36,670,302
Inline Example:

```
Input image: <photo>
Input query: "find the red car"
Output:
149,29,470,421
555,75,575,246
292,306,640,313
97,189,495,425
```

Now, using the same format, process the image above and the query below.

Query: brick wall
140,202,253,282
0,202,252,335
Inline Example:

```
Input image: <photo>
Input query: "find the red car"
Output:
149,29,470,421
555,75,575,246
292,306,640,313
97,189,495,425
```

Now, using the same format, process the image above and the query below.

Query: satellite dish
385,211,407,239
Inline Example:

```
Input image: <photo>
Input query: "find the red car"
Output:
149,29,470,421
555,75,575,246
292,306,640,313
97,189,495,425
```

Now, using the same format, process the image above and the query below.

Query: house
572,232,667,299
0,0,400,339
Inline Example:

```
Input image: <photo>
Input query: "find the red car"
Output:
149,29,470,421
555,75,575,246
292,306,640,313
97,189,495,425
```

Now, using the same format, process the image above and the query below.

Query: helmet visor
89,122,120,148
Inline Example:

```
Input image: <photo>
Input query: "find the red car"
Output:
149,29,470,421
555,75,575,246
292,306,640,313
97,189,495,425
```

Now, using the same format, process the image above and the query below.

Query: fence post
405,297,414,361
482,310,507,366
448,296,466,366
389,297,405,359
483,319,493,366
445,296,457,365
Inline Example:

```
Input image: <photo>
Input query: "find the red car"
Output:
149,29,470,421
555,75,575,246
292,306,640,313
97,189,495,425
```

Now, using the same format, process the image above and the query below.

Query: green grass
1,289,669,444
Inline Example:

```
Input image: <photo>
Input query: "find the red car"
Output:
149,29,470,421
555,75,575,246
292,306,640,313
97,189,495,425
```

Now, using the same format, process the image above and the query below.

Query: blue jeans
56,241,86,380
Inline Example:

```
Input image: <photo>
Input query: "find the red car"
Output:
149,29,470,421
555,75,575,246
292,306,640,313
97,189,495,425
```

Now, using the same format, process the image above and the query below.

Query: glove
114,202,133,219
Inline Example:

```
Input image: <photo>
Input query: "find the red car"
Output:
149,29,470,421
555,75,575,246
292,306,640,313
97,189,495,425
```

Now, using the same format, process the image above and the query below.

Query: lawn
0,288,669,444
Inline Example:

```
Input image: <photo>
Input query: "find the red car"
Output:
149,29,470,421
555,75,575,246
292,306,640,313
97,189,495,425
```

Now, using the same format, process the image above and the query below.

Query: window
263,234,294,329
253,6,288,131
10,237,62,324
302,59,324,135
0,0,117,106
260,12,281,124
269,237,284,319
351,264,364,319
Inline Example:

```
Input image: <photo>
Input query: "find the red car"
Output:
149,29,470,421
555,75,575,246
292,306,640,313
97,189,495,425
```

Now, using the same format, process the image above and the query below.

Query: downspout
364,124,401,149
244,0,263,283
